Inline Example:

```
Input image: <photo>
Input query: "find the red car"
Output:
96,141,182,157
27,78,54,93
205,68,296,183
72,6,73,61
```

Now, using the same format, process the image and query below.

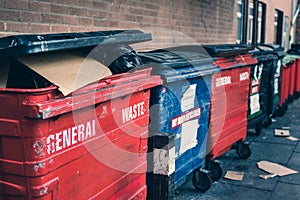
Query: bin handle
0,180,26,195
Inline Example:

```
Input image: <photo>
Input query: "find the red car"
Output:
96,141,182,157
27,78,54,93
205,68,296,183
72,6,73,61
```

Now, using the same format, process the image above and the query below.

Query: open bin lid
139,47,219,83
202,44,254,57
0,30,151,58
0,30,151,94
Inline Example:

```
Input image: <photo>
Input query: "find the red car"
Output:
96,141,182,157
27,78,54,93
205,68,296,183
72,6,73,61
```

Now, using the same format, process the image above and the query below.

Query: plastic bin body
247,48,278,130
280,64,288,107
140,50,219,200
289,60,297,98
0,68,161,199
280,55,299,107
295,59,300,95
208,54,256,159
0,30,162,199
256,45,286,119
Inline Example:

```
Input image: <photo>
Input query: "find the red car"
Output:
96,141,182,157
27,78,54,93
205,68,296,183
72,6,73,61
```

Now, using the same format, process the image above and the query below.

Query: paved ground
175,98,300,200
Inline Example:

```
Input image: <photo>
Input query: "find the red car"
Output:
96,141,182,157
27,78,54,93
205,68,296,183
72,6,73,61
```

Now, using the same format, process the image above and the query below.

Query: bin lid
282,54,300,66
256,44,286,58
139,48,219,83
202,44,254,57
0,30,151,58
249,45,278,61
287,48,300,56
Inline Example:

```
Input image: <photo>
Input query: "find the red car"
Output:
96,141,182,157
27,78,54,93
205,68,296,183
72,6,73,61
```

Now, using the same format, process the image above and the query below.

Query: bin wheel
192,169,211,192
294,92,299,99
261,117,272,128
206,160,223,181
276,106,286,117
255,124,262,135
236,141,251,159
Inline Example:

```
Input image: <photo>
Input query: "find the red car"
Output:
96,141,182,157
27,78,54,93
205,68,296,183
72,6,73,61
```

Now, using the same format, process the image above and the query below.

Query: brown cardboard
18,52,112,95
0,60,10,88
259,173,277,180
286,136,299,141
274,129,290,137
257,161,298,177
224,171,244,181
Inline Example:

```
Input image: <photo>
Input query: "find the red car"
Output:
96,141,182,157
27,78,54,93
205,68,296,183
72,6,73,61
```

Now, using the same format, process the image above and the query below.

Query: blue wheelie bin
139,47,219,199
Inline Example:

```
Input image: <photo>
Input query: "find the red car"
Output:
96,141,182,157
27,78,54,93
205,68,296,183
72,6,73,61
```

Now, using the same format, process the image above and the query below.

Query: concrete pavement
175,98,300,200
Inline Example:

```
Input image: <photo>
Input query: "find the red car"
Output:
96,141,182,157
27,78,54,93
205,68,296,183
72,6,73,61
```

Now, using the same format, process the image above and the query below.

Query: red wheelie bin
276,54,299,116
0,31,162,199
203,44,257,180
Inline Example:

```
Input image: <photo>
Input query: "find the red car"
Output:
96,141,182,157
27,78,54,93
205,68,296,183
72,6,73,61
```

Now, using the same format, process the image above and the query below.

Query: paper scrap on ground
257,161,298,177
274,129,290,137
286,136,299,141
271,118,277,122
259,173,277,180
224,171,244,181
18,52,112,95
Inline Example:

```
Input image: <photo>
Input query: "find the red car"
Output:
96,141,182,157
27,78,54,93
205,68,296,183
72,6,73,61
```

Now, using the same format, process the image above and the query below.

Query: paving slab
279,172,300,185
295,142,300,153
246,141,294,164
252,128,300,146
176,177,271,200
270,182,300,200
218,159,279,191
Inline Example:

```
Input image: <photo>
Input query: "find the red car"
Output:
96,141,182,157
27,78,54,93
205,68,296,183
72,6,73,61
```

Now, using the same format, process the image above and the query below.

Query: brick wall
260,0,292,45
0,0,237,50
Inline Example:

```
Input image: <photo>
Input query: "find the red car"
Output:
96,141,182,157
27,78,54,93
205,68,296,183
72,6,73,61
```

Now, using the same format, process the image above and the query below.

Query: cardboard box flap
18,52,112,95
257,161,298,177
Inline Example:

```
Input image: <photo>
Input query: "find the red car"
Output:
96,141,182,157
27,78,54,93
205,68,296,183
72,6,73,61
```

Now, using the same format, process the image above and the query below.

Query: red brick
42,13,62,24
63,16,79,25
92,1,108,9
51,25,69,33
51,0,76,6
75,0,94,8
0,9,19,21
79,17,94,26
6,22,29,32
107,20,120,28
51,4,70,14
29,1,51,13
94,18,108,27
69,26,85,32
107,12,124,21
86,9,106,18
69,7,87,16
30,23,51,33
20,11,42,23
6,0,29,10
0,22,5,31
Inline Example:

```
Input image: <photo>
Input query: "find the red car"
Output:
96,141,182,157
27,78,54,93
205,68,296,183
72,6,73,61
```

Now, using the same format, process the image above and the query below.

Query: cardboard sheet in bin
18,52,112,95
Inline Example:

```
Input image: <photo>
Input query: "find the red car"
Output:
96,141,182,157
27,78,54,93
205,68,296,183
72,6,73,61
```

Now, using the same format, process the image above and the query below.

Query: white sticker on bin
153,147,176,176
250,93,260,115
179,119,199,155
181,84,197,112
274,78,279,94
